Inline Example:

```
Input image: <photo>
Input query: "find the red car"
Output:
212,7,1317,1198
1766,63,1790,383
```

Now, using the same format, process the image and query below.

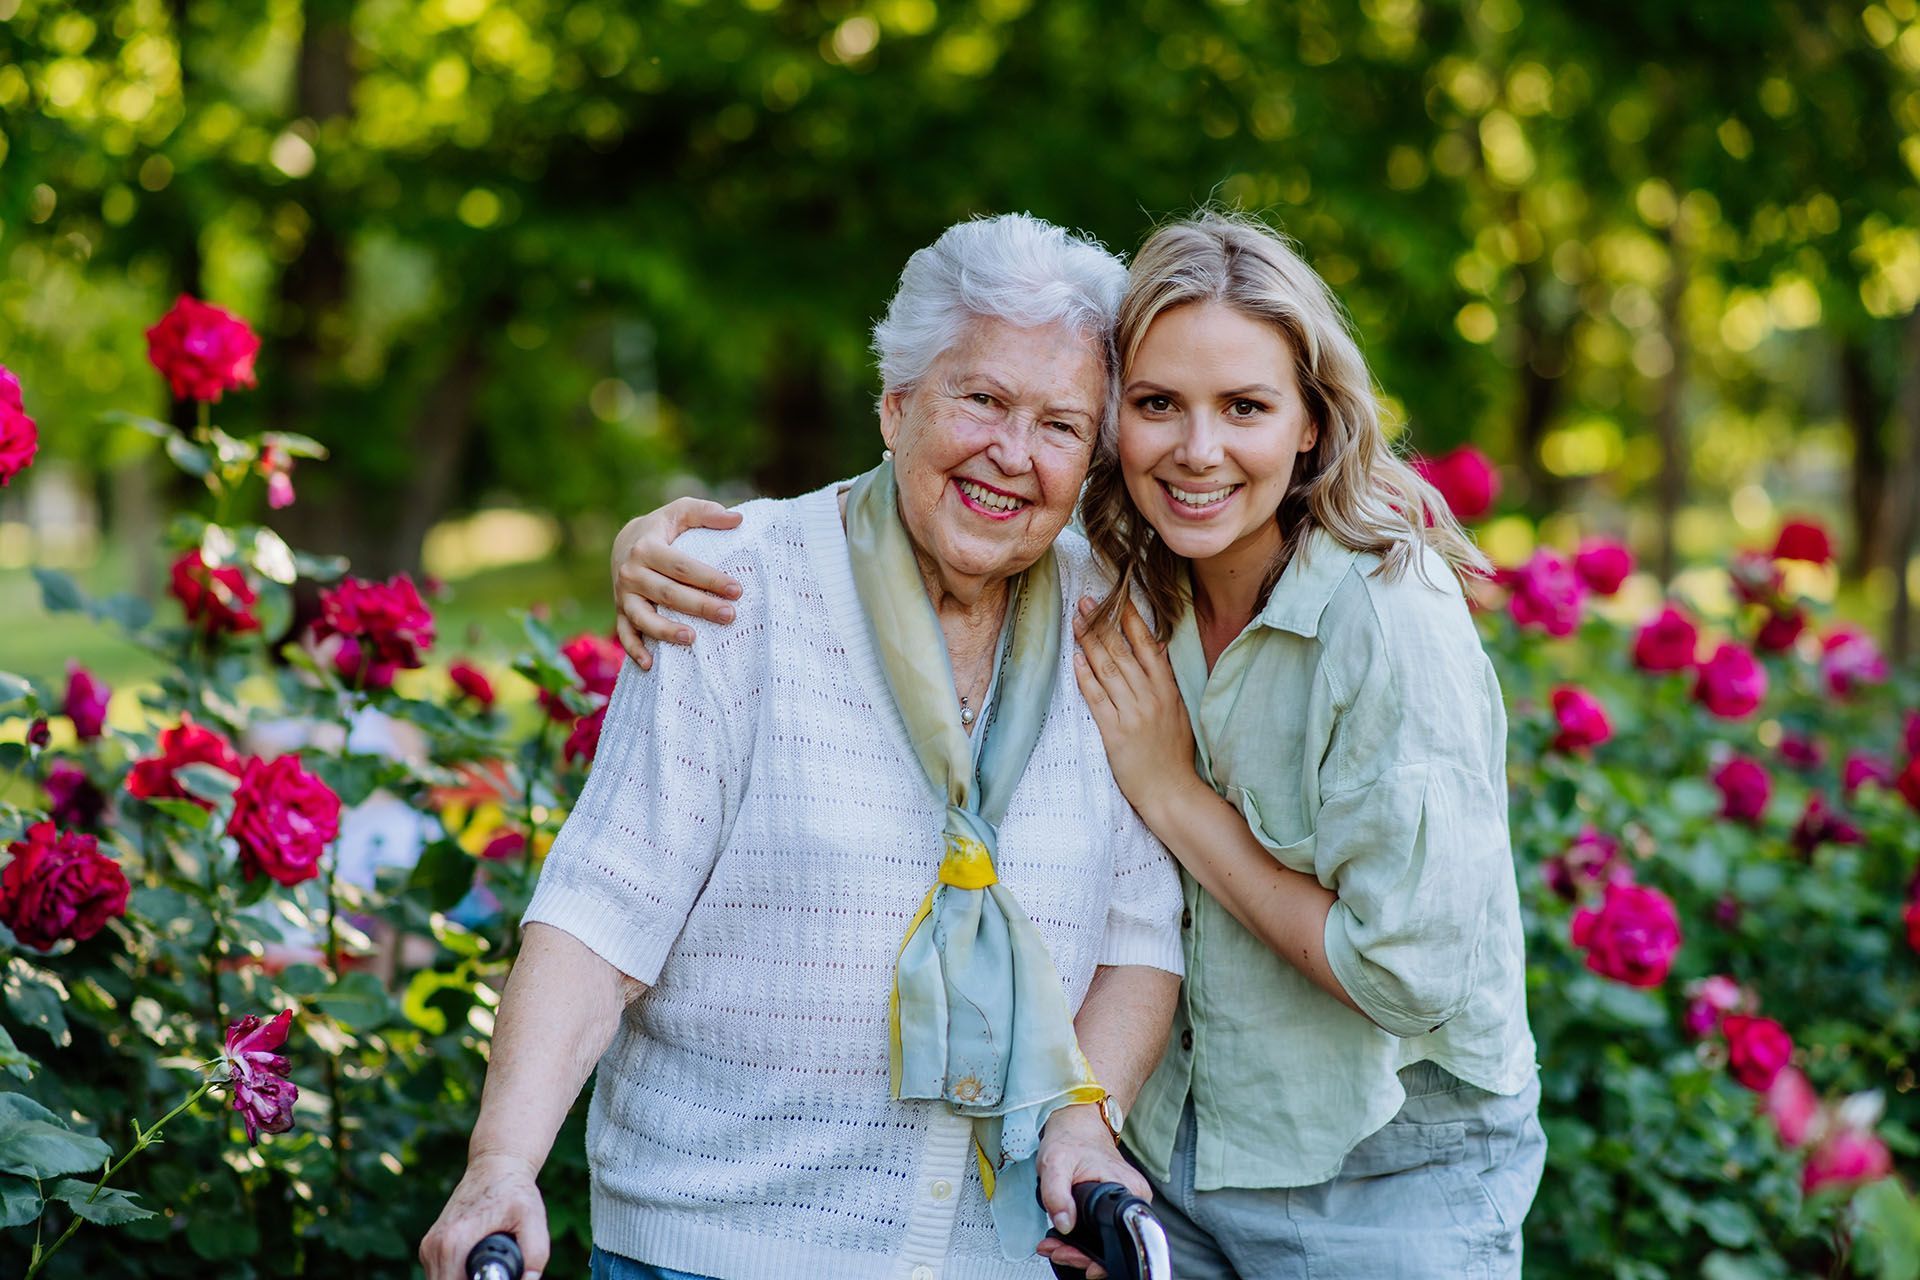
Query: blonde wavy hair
1084,211,1489,640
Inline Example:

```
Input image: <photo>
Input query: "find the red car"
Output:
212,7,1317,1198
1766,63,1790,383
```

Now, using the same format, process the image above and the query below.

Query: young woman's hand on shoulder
610,497,743,667
1071,596,1201,822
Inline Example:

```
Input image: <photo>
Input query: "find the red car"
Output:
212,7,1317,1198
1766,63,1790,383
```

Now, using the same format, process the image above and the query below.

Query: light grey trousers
1128,1061,1546,1279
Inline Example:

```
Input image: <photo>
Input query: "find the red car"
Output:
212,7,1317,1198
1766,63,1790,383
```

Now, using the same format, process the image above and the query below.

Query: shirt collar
1251,527,1361,638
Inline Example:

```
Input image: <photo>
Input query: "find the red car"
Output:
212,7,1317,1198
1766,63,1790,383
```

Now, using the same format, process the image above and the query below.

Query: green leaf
0,1174,42,1228
402,967,475,1035
32,567,87,614
408,839,478,913
143,797,212,829
1694,1198,1757,1249
0,1110,110,1180
0,1021,35,1081
292,550,350,583
248,527,298,585
261,430,329,459
315,971,393,1032
97,409,175,439
165,432,212,477
94,592,154,632
4,966,71,1045
187,1210,261,1259
0,670,31,708
1854,1178,1920,1280
175,763,240,806
48,1178,156,1226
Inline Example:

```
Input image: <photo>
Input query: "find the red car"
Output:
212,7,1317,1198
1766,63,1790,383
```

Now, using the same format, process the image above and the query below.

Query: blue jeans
588,1247,717,1280
1129,1061,1546,1279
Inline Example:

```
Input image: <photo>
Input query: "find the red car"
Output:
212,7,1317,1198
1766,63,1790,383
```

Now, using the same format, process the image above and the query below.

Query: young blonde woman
612,212,1544,1278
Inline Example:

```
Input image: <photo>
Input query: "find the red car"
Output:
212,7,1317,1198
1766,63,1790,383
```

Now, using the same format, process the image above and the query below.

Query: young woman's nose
1172,411,1225,471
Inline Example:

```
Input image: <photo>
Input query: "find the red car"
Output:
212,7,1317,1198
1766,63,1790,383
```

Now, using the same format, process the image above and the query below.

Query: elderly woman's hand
611,497,744,668
1033,1103,1153,1279
419,1151,550,1280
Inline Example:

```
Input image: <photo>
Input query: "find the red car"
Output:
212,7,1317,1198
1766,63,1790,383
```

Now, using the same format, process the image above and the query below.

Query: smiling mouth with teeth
1160,480,1242,510
954,477,1032,515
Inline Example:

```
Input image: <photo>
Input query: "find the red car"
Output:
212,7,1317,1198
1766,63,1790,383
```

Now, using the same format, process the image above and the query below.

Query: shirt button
1181,908,1193,930
1181,1028,1194,1051
930,1179,953,1200
911,1267,935,1280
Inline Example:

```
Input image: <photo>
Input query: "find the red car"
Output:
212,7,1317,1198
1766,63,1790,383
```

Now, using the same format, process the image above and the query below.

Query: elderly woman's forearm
467,922,646,1169
1073,964,1181,1110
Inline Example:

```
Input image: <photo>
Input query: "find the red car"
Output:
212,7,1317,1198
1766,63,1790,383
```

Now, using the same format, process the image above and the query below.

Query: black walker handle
466,1232,524,1280
1045,1180,1170,1280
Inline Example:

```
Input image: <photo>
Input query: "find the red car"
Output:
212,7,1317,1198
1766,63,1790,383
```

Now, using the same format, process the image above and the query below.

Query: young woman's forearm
1139,780,1370,1022
467,922,647,1170
1072,964,1181,1111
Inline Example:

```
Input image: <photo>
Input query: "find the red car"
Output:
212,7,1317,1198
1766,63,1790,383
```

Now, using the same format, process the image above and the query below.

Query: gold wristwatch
1096,1094,1125,1140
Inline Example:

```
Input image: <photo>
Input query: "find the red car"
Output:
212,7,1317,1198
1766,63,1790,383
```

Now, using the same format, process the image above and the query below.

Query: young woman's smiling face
1118,301,1319,569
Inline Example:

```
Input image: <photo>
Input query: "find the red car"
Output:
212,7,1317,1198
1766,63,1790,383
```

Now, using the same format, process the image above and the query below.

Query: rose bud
26,717,50,749
1681,975,1745,1039
62,662,110,741
449,660,496,710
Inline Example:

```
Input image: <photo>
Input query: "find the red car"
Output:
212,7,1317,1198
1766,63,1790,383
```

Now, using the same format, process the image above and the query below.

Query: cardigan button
930,1178,953,1200
912,1267,936,1280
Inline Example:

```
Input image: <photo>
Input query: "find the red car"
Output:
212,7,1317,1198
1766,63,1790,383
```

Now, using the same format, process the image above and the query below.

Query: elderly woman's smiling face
880,316,1105,598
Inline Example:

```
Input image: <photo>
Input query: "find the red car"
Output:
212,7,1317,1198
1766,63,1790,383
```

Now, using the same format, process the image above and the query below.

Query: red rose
1790,793,1863,856
541,633,624,720
1681,975,1745,1039
145,295,261,403
1570,880,1681,988
45,763,106,831
126,716,243,806
1505,549,1585,638
226,755,341,886
1764,1067,1820,1147
1632,605,1698,673
0,363,38,487
1412,446,1500,522
327,636,397,691
0,821,129,951
480,830,526,861
1779,732,1824,770
564,703,607,765
1900,756,1920,814
26,717,49,749
62,662,110,740
1772,518,1833,565
1905,711,1920,759
1730,550,1786,609
1754,608,1806,654
1550,686,1611,752
1820,627,1888,696
314,575,435,677
1842,753,1895,796
449,661,496,710
1802,1128,1892,1196
1542,826,1627,901
1573,537,1633,595
1711,756,1771,823
1721,1014,1793,1092
170,549,261,634
1693,643,1767,719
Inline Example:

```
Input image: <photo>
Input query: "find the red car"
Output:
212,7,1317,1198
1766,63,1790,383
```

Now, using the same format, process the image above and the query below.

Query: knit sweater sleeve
523,625,749,986
1096,798,1186,976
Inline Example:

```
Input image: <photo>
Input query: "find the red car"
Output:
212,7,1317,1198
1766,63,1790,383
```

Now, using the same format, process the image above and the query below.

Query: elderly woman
421,214,1185,1280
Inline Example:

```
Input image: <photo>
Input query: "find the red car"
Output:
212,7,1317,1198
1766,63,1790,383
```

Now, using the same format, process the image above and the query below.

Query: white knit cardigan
524,484,1186,1280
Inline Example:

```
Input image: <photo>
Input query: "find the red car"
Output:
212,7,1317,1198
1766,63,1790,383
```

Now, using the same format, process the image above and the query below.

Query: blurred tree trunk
386,327,492,577
1652,226,1690,585
1512,259,1570,513
1889,308,1920,660
752,341,838,498
1840,340,1890,581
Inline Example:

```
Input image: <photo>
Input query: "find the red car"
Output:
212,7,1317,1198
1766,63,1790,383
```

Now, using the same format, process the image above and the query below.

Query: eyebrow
1124,380,1288,400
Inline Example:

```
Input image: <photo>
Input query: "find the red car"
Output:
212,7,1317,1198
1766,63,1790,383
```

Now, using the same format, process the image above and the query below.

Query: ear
879,387,906,452
1299,417,1320,455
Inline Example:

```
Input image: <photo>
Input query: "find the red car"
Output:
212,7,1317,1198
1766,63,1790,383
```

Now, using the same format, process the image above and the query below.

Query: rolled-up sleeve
1318,760,1505,1037
1098,797,1187,977
523,642,746,985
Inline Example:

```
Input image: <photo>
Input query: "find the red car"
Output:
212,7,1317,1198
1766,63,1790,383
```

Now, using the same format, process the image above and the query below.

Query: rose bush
2,324,1917,1279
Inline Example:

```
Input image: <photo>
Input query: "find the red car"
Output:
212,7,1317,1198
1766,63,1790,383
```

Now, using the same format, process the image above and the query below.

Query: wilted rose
1764,1067,1820,1147
1504,549,1585,638
1412,445,1500,522
1712,756,1771,824
1573,538,1633,595
449,660,496,710
222,1009,299,1144
62,662,110,740
314,575,436,675
0,822,130,951
1771,518,1833,565
170,549,261,635
1542,826,1626,901
45,763,106,831
1570,880,1681,988
146,295,261,402
1722,1014,1793,1092
0,363,38,487
1802,1127,1892,1196
1550,686,1611,752
1632,605,1698,673
1842,753,1895,796
1754,608,1806,654
1694,643,1767,719
126,716,243,806
1681,975,1746,1039
226,755,341,886
1820,627,1888,696
1790,793,1864,856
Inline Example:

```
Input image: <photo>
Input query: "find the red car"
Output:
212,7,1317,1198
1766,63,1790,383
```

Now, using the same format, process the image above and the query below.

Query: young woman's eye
1228,399,1266,418
1137,395,1173,414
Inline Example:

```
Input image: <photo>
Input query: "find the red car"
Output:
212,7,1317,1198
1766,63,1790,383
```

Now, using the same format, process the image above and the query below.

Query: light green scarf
844,461,1105,1258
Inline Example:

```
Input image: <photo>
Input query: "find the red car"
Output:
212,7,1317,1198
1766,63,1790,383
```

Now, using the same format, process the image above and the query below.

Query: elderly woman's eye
968,392,997,408
1046,420,1079,435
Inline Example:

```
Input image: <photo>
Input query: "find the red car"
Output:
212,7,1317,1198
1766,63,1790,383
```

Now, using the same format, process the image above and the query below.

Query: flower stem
24,1080,216,1279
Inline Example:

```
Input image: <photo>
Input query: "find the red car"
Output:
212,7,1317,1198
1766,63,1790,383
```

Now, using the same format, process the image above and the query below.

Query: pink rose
1820,627,1888,696
1573,538,1633,595
1505,549,1585,638
1550,686,1611,753
1764,1067,1820,1147
1632,606,1698,673
0,364,22,412
62,663,110,740
1905,711,1920,759
1802,1128,1892,1196
126,716,243,806
1779,732,1824,770
1730,550,1786,609
258,444,296,510
226,755,341,886
145,295,261,402
170,549,261,635
45,763,106,831
1712,756,1771,824
221,1010,299,1144
449,660,496,710
0,821,130,951
328,636,396,691
1542,826,1627,901
1790,793,1863,856
1570,880,1681,988
1412,446,1500,522
0,363,38,487
1721,1014,1793,1092
480,830,526,861
1681,974,1745,1039
541,633,624,721
564,703,607,765
314,575,436,676
1693,643,1767,719
1754,608,1806,654
1772,518,1833,565
1842,753,1895,796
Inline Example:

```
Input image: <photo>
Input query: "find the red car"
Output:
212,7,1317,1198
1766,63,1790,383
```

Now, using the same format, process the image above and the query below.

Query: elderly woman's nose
985,416,1038,474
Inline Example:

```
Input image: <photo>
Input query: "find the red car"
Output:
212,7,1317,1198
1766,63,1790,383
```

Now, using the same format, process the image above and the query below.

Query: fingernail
1052,1212,1072,1232
717,606,735,622
1077,597,1094,613
727,583,742,598
679,630,694,644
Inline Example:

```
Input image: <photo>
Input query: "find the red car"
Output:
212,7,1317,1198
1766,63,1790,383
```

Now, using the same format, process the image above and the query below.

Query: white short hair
871,213,1127,425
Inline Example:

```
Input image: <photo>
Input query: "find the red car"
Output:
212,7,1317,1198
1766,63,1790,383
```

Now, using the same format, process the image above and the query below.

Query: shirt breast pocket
1229,785,1317,876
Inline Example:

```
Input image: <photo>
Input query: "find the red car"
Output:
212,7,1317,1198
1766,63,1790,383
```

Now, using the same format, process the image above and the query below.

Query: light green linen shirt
1125,528,1537,1191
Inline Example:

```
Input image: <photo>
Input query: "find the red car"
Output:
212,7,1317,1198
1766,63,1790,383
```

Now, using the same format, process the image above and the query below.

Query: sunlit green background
3,0,1920,686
